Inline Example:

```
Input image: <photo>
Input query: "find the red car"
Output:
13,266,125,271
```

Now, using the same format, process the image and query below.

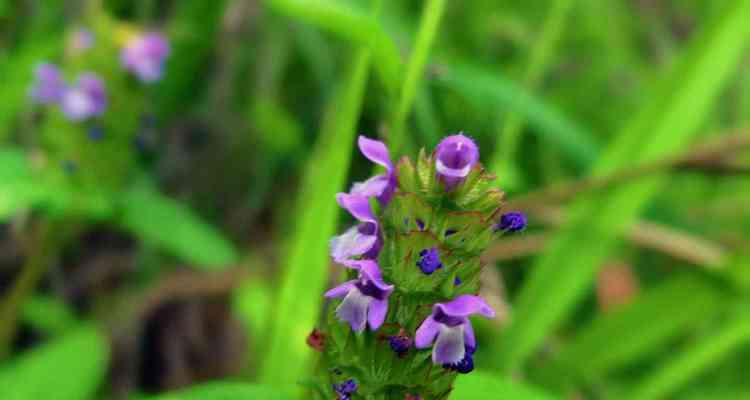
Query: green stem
0,221,63,358
488,0,576,191
388,0,447,154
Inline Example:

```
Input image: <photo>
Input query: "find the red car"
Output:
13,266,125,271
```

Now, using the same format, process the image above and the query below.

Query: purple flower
325,260,394,332
121,32,170,83
333,379,358,400
69,28,94,53
417,247,442,275
330,193,381,263
60,73,107,121
495,212,527,233
29,63,66,104
415,295,495,365
349,136,396,205
434,134,479,190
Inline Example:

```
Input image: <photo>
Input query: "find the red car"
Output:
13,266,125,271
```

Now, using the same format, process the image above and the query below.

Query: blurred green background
1,0,750,399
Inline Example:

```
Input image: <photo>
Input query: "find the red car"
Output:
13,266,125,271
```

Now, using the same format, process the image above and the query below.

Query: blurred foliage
0,0,749,399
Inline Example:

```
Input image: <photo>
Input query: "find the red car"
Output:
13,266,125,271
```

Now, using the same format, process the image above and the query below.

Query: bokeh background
1,0,750,399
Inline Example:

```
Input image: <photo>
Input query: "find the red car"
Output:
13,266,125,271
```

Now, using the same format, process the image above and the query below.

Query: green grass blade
0,325,109,400
546,276,727,385
452,371,561,400
495,0,750,373
263,0,401,93
625,312,750,400
259,39,374,390
437,63,599,166
388,0,446,153
117,184,238,269
489,0,576,190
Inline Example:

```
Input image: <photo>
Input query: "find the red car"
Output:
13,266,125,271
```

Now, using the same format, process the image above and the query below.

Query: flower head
349,136,396,205
330,193,381,263
495,212,527,233
325,260,394,332
121,32,170,83
415,295,494,365
417,247,443,275
434,134,479,190
60,73,107,121
29,63,66,104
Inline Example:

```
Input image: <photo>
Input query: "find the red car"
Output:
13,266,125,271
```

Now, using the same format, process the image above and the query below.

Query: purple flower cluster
30,63,107,121
325,134,501,372
121,32,170,83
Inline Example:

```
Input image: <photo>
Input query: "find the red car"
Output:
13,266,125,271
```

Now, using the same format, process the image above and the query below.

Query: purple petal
60,73,107,121
325,280,357,299
358,136,393,171
335,287,372,332
350,174,390,198
435,134,479,178
345,259,394,295
433,324,466,364
336,193,376,224
415,316,440,349
464,321,476,353
434,295,495,319
367,298,388,330
330,226,377,262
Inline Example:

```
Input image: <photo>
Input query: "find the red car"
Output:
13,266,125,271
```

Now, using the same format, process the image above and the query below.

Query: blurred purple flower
434,134,479,190
325,260,394,332
60,73,107,121
121,32,170,83
349,136,396,205
332,379,358,400
29,63,66,104
330,193,381,263
69,28,94,53
415,295,494,365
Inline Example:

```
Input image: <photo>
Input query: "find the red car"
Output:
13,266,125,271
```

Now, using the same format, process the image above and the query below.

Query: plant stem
0,220,63,358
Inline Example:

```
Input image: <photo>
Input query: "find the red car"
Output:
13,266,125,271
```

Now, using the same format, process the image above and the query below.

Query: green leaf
263,0,402,93
496,0,750,373
117,185,238,269
452,371,561,400
547,276,727,385
437,63,599,168
145,382,292,400
21,295,78,335
0,325,109,400
625,312,750,400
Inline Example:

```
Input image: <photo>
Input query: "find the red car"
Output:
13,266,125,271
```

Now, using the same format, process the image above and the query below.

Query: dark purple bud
416,219,425,231
417,247,442,275
62,160,77,175
69,28,94,54
435,134,479,190
454,277,462,286
495,212,527,233
389,334,412,356
445,228,457,236
333,379,358,399
87,126,104,141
